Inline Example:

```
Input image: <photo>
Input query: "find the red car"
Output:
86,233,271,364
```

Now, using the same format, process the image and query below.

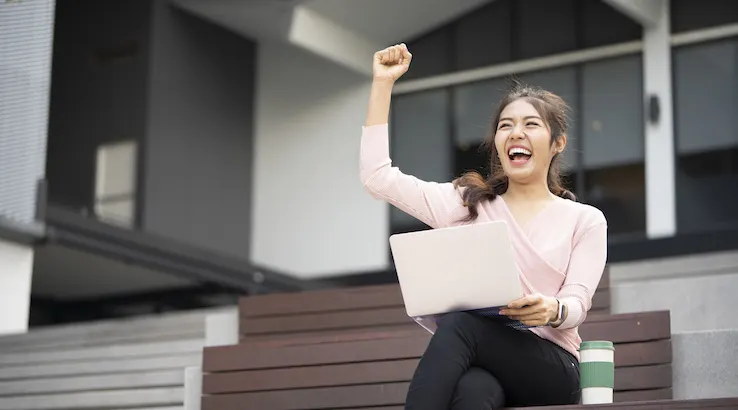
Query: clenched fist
373,43,412,83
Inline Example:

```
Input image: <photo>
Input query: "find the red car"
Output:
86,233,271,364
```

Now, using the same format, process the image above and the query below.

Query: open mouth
508,147,532,165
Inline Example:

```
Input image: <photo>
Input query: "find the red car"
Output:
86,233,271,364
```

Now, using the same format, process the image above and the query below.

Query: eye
498,123,511,130
526,121,540,127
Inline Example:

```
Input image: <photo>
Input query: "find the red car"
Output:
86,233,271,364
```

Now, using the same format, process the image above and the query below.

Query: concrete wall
672,329,738,400
611,250,738,400
0,0,54,226
143,2,256,258
47,0,256,259
250,41,388,279
0,239,34,335
610,250,738,332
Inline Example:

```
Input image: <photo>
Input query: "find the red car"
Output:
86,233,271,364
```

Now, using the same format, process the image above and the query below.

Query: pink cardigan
359,123,608,360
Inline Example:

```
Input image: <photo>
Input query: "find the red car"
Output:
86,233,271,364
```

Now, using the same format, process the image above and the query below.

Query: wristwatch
549,299,567,328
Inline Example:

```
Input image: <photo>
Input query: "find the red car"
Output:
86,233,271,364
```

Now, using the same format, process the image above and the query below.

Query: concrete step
673,328,738,400
0,369,184,396
0,387,184,410
0,307,233,349
0,354,201,380
0,339,205,366
0,329,206,353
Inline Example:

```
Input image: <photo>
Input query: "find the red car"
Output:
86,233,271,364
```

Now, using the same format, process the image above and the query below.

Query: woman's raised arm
360,45,465,229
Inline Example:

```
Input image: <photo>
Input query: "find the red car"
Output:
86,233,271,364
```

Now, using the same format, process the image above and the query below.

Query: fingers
507,293,544,309
518,313,551,326
375,49,386,63
500,305,540,317
376,44,409,66
400,43,412,64
501,293,546,319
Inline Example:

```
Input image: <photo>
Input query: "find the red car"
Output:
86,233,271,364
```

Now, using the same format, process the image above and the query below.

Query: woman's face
493,98,565,185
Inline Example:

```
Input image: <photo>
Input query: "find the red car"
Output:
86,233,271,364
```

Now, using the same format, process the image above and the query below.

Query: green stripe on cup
580,361,615,389
579,341,614,351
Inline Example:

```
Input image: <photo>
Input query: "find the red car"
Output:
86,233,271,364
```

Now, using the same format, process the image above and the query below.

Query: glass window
515,0,577,59
452,78,506,180
673,39,738,232
518,67,579,171
454,0,513,70
671,0,738,33
581,0,642,48
454,78,508,147
581,54,646,236
390,89,452,230
401,27,452,80
582,55,644,168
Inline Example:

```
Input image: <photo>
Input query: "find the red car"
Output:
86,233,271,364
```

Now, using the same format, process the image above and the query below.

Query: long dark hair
453,79,576,223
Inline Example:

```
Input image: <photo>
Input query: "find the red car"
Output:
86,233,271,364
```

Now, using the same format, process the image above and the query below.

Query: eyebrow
498,115,543,122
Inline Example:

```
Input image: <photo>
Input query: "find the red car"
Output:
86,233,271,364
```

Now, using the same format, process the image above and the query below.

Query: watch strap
550,299,567,327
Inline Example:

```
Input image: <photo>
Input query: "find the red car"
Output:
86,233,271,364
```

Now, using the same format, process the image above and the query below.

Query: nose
509,123,525,140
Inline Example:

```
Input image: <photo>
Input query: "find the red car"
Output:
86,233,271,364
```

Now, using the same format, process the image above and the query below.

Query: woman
360,43,608,409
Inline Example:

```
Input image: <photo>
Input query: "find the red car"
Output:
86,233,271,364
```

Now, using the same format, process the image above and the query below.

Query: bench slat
242,297,610,337
239,268,611,320
617,364,672,391
204,335,428,372
242,307,413,335
203,384,735,410
241,323,421,343
614,388,672,403
203,357,669,395
202,382,408,410
204,359,418,394
580,311,670,343
613,340,671,367
509,397,738,409
241,311,660,343
332,408,403,410
241,284,404,318
241,309,662,346
240,335,671,369
240,327,425,348
209,312,672,372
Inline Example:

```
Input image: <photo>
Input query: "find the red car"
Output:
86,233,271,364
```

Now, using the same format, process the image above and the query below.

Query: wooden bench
198,267,685,408
238,268,611,344
0,308,230,410
201,309,673,409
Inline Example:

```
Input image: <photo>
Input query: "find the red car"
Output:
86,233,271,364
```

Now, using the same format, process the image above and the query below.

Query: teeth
508,147,532,156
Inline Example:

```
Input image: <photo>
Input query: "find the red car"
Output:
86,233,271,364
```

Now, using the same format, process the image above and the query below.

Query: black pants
405,311,581,409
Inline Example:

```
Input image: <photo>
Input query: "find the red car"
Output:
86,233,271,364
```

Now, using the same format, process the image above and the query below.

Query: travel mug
579,340,615,404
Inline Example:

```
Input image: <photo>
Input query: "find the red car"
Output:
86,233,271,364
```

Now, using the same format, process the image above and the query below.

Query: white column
288,5,379,76
643,0,677,238
0,239,34,336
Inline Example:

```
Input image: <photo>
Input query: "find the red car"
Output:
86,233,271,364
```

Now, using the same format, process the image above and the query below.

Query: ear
553,134,567,155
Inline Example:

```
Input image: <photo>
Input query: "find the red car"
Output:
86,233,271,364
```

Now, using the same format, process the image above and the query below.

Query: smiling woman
360,43,608,409
454,82,575,223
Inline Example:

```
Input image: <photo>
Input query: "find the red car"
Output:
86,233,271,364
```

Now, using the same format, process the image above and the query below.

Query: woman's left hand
500,293,558,326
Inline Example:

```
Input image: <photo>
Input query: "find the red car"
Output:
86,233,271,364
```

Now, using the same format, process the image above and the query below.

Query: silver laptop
389,221,524,318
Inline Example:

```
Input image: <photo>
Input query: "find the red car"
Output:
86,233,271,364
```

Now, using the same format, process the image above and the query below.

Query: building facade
1,0,737,332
